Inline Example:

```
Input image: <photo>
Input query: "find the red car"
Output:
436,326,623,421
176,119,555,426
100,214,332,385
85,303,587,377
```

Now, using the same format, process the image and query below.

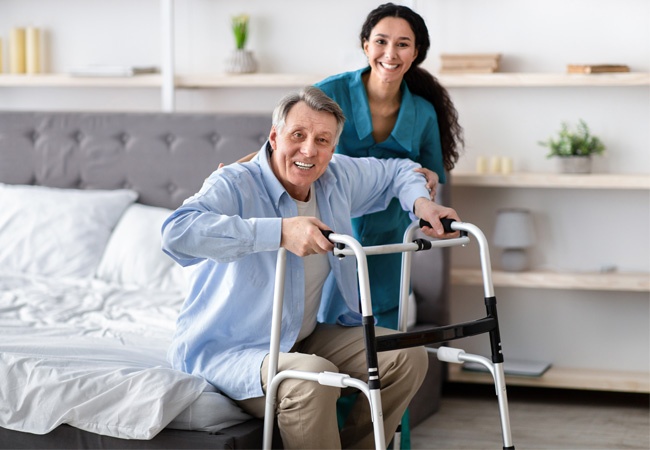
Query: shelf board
175,73,323,88
451,268,650,292
447,363,650,393
451,172,650,189
0,73,322,89
2,72,648,89
0,73,162,87
178,72,650,88
176,72,650,88
437,72,650,87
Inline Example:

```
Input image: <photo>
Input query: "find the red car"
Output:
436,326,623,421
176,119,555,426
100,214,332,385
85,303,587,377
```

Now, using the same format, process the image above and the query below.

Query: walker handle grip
321,229,334,240
321,229,345,251
419,218,456,234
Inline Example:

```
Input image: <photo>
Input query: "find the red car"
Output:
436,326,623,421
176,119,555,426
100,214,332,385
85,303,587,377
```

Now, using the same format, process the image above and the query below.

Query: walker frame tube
263,248,287,448
394,220,513,449
328,233,386,449
263,236,387,450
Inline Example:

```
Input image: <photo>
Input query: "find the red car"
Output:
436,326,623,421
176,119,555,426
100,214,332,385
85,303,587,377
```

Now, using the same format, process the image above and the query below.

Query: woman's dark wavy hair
360,2,463,171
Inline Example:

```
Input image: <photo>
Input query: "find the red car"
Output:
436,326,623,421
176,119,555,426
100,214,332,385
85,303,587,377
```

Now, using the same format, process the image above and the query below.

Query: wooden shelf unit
451,268,650,292
447,363,650,393
1,72,649,89
451,172,650,190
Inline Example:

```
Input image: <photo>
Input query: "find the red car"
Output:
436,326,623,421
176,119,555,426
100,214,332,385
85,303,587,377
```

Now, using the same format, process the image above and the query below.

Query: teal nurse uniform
315,67,445,328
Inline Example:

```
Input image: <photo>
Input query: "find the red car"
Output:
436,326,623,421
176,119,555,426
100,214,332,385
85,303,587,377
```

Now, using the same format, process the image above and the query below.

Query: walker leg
368,389,386,450
262,386,277,450
392,424,401,449
493,363,515,449
437,348,514,449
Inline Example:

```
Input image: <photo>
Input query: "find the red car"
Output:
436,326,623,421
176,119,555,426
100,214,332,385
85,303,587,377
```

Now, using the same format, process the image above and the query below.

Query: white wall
1,0,649,374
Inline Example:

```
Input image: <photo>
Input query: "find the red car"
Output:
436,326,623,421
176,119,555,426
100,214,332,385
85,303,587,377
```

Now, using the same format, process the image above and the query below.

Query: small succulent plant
539,119,605,158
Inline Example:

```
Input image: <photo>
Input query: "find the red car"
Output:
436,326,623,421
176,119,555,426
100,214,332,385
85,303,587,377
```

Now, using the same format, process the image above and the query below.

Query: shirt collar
258,141,290,209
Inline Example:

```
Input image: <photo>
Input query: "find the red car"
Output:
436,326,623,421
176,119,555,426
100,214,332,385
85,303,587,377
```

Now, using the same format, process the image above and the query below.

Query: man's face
269,101,337,201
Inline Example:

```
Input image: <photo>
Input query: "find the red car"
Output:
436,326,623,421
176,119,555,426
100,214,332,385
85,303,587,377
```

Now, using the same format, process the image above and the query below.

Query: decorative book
567,64,630,74
69,65,158,77
440,53,501,74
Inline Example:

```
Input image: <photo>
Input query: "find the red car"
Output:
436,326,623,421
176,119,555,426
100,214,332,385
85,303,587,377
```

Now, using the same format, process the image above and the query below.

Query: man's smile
294,161,315,170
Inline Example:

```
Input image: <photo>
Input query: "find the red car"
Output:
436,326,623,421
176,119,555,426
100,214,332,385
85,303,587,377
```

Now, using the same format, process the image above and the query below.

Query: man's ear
269,126,278,151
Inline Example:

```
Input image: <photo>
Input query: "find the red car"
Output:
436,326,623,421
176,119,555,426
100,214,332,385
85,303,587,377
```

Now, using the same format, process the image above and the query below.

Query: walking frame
263,218,515,449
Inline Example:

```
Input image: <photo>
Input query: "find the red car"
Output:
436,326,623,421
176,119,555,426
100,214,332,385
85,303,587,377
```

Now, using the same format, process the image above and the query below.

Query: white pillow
96,203,189,293
0,184,138,278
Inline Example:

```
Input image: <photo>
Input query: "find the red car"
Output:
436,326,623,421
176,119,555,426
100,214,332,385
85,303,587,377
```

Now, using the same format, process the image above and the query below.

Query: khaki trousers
236,323,428,449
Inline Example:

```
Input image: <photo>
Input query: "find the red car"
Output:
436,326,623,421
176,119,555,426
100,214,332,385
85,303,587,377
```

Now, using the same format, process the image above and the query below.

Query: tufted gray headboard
0,111,272,209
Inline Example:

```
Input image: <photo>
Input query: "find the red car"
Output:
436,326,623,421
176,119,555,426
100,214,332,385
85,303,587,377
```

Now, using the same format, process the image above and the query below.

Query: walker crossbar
375,315,498,352
332,235,470,258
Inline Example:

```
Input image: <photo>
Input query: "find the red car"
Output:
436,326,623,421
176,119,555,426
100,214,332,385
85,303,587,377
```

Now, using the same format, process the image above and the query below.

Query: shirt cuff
252,217,282,252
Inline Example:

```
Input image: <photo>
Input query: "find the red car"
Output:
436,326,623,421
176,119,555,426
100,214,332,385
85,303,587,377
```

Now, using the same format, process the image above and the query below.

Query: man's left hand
413,197,460,238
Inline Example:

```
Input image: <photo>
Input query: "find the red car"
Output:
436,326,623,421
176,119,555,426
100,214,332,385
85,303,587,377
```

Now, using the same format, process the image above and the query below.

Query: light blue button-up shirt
162,142,428,400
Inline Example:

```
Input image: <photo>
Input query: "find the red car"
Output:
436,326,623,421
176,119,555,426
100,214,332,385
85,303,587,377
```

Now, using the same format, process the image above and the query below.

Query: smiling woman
362,16,419,142
314,0,463,340
313,3,465,448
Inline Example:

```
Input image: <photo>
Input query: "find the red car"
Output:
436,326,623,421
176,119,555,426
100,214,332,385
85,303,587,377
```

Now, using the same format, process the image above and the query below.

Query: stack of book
439,53,501,74
566,64,630,74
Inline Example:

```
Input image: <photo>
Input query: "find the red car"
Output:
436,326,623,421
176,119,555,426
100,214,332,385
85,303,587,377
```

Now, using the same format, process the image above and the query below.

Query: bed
0,110,450,449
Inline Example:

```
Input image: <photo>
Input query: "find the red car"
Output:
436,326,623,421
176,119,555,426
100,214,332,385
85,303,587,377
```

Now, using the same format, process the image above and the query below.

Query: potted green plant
224,14,257,74
538,119,605,173
232,14,249,50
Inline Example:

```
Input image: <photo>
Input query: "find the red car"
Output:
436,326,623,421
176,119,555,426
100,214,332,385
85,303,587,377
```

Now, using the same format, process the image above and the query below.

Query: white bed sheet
0,271,251,440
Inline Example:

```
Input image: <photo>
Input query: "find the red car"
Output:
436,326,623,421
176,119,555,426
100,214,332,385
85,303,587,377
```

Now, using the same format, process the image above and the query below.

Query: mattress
0,270,252,441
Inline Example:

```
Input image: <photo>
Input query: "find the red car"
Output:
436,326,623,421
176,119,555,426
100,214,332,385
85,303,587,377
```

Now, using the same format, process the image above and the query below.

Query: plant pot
556,155,592,174
224,49,257,74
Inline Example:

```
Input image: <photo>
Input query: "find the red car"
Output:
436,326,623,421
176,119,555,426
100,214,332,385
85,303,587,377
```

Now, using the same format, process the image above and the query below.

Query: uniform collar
349,67,417,154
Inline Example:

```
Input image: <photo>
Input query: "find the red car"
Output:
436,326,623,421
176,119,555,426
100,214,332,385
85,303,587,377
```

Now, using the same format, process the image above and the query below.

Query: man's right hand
281,217,334,257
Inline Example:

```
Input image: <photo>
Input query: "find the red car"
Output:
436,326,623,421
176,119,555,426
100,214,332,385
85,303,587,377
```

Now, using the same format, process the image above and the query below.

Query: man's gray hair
272,86,346,145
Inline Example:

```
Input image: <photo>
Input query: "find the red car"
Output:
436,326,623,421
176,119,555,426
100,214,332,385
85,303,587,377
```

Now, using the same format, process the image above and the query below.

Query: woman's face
363,17,418,84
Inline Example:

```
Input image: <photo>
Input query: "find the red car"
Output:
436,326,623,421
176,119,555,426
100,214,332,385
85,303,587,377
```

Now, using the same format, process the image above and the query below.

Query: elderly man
161,86,460,449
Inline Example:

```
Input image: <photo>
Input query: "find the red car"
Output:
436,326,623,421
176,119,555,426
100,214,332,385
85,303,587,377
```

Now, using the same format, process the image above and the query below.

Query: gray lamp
493,208,536,272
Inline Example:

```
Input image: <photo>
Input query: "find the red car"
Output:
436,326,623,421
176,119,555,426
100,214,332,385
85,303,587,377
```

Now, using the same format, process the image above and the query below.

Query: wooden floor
411,383,650,449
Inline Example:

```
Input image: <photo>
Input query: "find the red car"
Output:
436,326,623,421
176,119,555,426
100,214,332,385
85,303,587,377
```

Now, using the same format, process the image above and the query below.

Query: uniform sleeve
417,103,447,184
